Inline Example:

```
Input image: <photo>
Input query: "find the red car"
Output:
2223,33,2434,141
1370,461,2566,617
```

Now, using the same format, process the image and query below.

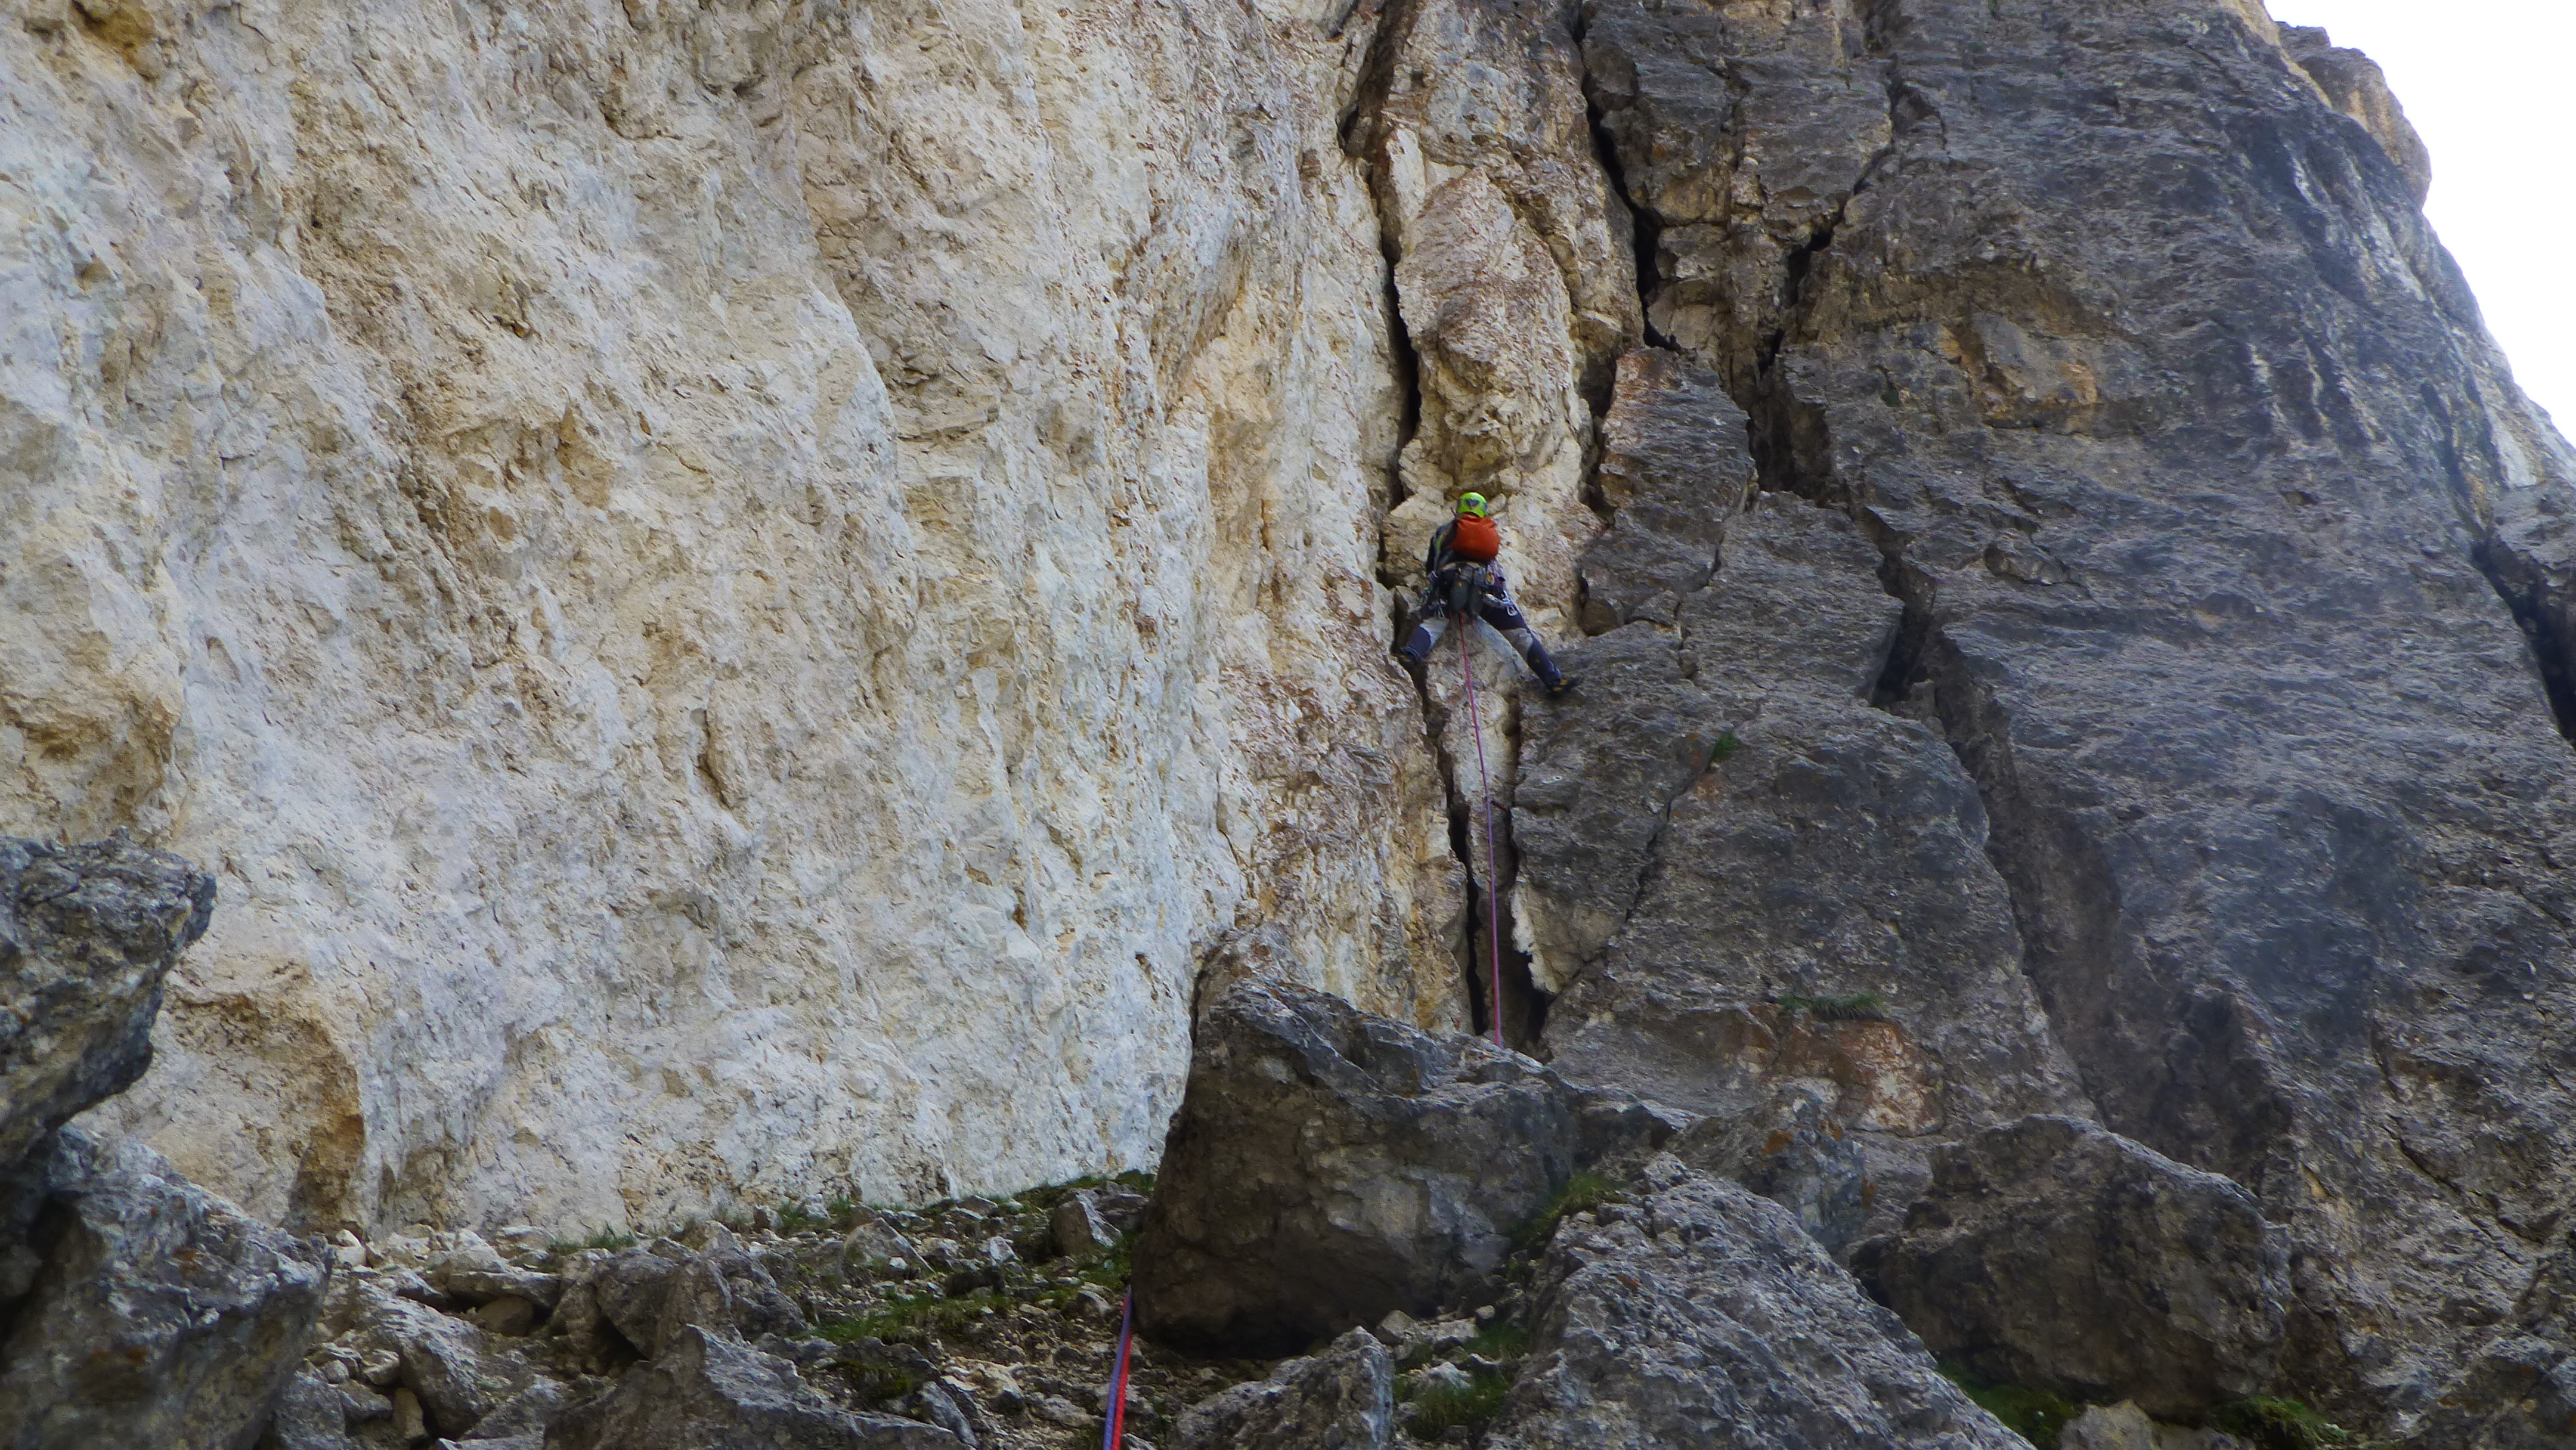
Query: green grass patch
1709,729,1744,763
1031,1231,1138,1310
839,1359,925,1401
2209,1397,2357,1450
1402,1369,1513,1437
815,1290,1017,1345
776,1201,821,1234
549,1226,638,1254
1512,1172,1624,1254
1775,990,1890,1023
1939,1366,2081,1449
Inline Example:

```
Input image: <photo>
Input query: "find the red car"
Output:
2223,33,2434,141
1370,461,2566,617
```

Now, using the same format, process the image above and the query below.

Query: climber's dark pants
1401,587,1565,687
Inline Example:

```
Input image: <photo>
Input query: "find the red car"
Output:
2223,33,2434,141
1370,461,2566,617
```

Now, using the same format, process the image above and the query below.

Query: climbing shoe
1541,674,1580,699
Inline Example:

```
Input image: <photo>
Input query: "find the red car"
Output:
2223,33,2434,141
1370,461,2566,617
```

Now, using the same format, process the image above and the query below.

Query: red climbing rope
1458,622,1505,1048
1103,1289,1137,1450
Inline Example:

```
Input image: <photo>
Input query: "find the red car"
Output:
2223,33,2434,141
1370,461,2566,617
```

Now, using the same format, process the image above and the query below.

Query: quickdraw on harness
1446,564,1508,1049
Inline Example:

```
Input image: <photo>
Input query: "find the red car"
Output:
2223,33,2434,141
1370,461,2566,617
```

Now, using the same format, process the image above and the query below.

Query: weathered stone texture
1562,0,2576,1420
1485,1155,2023,1450
0,836,214,1170
1133,979,1588,1353
4,0,1465,1231
0,1128,329,1450
1854,1116,2293,1420
1523,492,2088,1141
546,1325,956,1450
2281,26,2434,205
1172,1327,1395,1450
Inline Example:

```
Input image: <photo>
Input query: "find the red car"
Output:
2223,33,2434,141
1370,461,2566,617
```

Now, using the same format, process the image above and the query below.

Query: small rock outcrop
1484,1155,2022,1450
546,1325,956,1450
2280,25,2435,203
0,1127,329,1450
581,1231,808,1359
1132,979,1591,1353
2058,1401,2253,1450
1854,1116,2292,1420
0,835,216,1168
0,836,325,1450
1673,1082,1885,1256
1172,1327,1394,1450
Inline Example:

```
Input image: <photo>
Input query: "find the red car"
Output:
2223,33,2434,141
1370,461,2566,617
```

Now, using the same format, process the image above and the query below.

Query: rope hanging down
1103,1290,1137,1450
1101,619,1507,1450
1459,624,1505,1048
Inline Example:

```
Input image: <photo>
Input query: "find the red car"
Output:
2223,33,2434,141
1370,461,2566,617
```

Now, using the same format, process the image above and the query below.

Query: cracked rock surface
1132,979,1652,1355
0,835,215,1169
1853,1115,2293,1420
1484,1154,2023,1450
11,0,2576,1440
1524,0,2576,1426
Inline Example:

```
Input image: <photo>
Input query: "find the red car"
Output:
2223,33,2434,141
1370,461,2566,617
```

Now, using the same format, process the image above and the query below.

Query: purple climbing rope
1103,1289,1136,1450
1459,622,1505,1048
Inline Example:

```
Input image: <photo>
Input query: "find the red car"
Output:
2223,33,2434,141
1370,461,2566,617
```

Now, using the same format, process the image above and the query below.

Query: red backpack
1447,514,1500,563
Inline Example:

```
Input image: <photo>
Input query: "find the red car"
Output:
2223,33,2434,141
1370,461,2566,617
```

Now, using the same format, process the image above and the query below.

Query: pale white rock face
3,0,1488,1231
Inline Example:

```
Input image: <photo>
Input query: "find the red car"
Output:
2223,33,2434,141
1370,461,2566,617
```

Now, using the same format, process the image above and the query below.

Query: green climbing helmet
1455,492,1491,519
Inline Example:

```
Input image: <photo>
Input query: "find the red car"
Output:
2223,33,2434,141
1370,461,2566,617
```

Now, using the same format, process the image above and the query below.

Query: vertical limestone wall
1,0,1476,1232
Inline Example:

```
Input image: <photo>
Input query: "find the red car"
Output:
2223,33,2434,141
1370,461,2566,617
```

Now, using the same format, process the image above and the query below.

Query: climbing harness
1103,1289,1137,1450
1450,572,1507,1049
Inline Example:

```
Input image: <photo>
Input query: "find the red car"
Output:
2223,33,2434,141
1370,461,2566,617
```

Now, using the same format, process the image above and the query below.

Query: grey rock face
0,1127,328,1450
1132,979,1586,1353
0,835,216,1171
1567,0,2576,1418
335,1279,541,1437
587,1235,806,1359
1173,1327,1394,1450
1673,1082,1883,1256
544,1324,958,1450
1484,1155,2021,1450
2405,1225,2576,1449
1584,0,1889,395
1578,349,1748,633
1524,494,2088,1139
1854,1117,2291,1420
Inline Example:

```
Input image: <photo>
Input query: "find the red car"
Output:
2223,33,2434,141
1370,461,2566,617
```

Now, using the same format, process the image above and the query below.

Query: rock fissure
2470,539,2576,746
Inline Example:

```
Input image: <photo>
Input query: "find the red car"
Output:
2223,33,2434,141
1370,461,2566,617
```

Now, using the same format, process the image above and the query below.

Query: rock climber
1398,492,1578,698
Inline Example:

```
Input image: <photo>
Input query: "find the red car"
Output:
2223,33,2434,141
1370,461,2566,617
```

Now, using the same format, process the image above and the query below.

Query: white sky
2263,1,2574,438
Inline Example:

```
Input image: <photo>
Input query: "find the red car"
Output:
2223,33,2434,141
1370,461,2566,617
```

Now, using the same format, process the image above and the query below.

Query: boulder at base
1134,980,1586,1353
1853,1116,2291,1420
1485,1155,2023,1450
543,1324,958,1450
1174,1327,1394,1450
0,1127,328,1450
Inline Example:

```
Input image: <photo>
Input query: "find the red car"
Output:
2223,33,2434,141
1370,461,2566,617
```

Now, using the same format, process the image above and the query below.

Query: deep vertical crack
1347,0,1550,1046
2473,543,2576,746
